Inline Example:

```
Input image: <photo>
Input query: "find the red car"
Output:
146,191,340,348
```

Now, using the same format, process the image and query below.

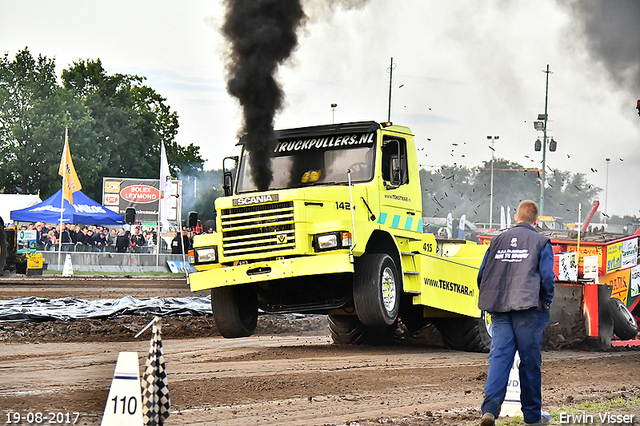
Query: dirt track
1,276,640,426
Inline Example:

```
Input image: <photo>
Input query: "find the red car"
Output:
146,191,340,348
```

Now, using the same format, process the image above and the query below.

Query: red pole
582,201,600,232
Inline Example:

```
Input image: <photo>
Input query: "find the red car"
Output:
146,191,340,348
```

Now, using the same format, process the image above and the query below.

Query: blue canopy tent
11,189,124,226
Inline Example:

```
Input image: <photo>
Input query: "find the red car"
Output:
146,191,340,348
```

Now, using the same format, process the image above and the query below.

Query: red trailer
478,229,639,349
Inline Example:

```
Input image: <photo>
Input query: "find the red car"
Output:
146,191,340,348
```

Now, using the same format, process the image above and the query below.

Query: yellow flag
58,129,82,204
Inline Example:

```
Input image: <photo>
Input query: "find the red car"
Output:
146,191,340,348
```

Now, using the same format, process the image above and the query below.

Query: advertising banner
102,177,181,224
554,252,577,282
622,238,638,270
605,242,623,274
630,265,640,301
600,268,631,304
566,244,603,274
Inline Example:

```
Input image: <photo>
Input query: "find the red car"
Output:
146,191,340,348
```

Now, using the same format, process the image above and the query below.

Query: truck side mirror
390,155,403,185
223,171,233,196
222,156,238,197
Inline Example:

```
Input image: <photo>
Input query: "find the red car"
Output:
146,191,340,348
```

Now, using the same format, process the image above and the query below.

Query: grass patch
556,396,640,415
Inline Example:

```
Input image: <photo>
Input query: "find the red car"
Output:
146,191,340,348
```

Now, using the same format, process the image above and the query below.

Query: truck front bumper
188,252,355,292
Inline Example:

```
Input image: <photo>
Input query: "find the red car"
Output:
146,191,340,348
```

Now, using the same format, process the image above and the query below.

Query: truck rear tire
436,312,492,353
353,253,400,327
328,314,397,346
211,285,258,338
609,297,638,340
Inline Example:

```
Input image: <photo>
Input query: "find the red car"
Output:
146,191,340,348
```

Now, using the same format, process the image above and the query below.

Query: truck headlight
317,234,338,249
313,232,352,252
195,246,218,264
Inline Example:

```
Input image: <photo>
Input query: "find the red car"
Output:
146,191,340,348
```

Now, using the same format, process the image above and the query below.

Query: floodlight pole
540,64,551,216
387,57,396,122
487,136,499,229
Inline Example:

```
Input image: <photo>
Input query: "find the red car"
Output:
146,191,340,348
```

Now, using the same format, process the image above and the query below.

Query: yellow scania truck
188,121,491,351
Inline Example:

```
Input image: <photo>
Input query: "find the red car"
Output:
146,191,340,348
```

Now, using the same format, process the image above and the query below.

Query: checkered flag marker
140,317,170,426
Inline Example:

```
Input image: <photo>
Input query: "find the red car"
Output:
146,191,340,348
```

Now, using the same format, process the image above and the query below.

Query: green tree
0,48,71,194
60,59,204,200
0,50,205,204
419,160,602,227
543,169,600,220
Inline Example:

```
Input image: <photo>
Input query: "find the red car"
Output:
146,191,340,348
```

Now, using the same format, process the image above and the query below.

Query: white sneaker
526,411,551,425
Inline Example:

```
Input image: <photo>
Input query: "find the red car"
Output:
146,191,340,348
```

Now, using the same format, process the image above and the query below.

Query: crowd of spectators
15,220,213,254
21,221,161,253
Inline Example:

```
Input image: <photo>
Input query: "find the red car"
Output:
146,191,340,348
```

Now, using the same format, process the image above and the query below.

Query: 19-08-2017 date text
5,412,81,424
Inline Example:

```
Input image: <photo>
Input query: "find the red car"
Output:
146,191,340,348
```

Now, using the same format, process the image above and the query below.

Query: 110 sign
110,395,138,415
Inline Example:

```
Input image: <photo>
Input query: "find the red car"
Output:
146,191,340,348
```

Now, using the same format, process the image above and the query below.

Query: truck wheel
353,253,400,327
328,314,397,346
609,298,638,340
436,312,492,353
0,226,6,273
211,285,258,338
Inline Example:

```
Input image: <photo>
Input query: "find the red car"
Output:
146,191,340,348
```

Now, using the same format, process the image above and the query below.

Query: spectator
106,228,118,247
115,228,130,253
171,229,191,254
149,228,158,246
58,223,72,245
92,228,106,251
46,230,58,251
74,226,89,251
35,223,47,250
86,228,98,251
69,225,81,244
477,200,555,426
130,226,146,251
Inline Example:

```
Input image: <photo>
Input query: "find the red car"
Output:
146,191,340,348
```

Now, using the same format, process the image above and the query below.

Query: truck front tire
211,285,258,338
353,253,400,327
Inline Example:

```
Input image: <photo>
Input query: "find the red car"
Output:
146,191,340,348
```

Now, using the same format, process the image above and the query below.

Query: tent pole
57,129,68,271
57,198,63,271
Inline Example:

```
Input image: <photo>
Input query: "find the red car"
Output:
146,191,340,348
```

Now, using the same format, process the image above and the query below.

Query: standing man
478,200,555,426
171,228,191,254
115,228,130,253
130,226,146,252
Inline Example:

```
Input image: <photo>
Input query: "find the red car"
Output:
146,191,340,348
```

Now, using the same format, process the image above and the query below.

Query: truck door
378,136,421,238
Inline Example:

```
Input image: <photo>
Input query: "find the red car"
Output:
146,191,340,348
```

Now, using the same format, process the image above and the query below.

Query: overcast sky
2,0,639,218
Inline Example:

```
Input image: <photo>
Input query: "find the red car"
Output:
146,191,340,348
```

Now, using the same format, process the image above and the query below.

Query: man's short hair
517,200,539,224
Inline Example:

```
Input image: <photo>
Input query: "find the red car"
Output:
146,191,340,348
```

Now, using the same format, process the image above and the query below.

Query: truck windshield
236,144,375,193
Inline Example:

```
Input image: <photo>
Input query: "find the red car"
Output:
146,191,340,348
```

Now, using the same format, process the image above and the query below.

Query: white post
56,128,68,271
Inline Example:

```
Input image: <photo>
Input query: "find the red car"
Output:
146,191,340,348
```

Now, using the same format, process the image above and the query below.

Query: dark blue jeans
481,308,550,424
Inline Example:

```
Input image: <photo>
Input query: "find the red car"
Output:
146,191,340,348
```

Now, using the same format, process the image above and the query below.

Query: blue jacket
477,222,555,313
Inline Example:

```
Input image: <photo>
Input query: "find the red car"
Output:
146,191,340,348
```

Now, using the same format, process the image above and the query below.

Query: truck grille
220,201,295,257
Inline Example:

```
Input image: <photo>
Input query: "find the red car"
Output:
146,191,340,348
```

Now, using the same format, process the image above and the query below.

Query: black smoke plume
560,0,640,93
222,0,306,191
